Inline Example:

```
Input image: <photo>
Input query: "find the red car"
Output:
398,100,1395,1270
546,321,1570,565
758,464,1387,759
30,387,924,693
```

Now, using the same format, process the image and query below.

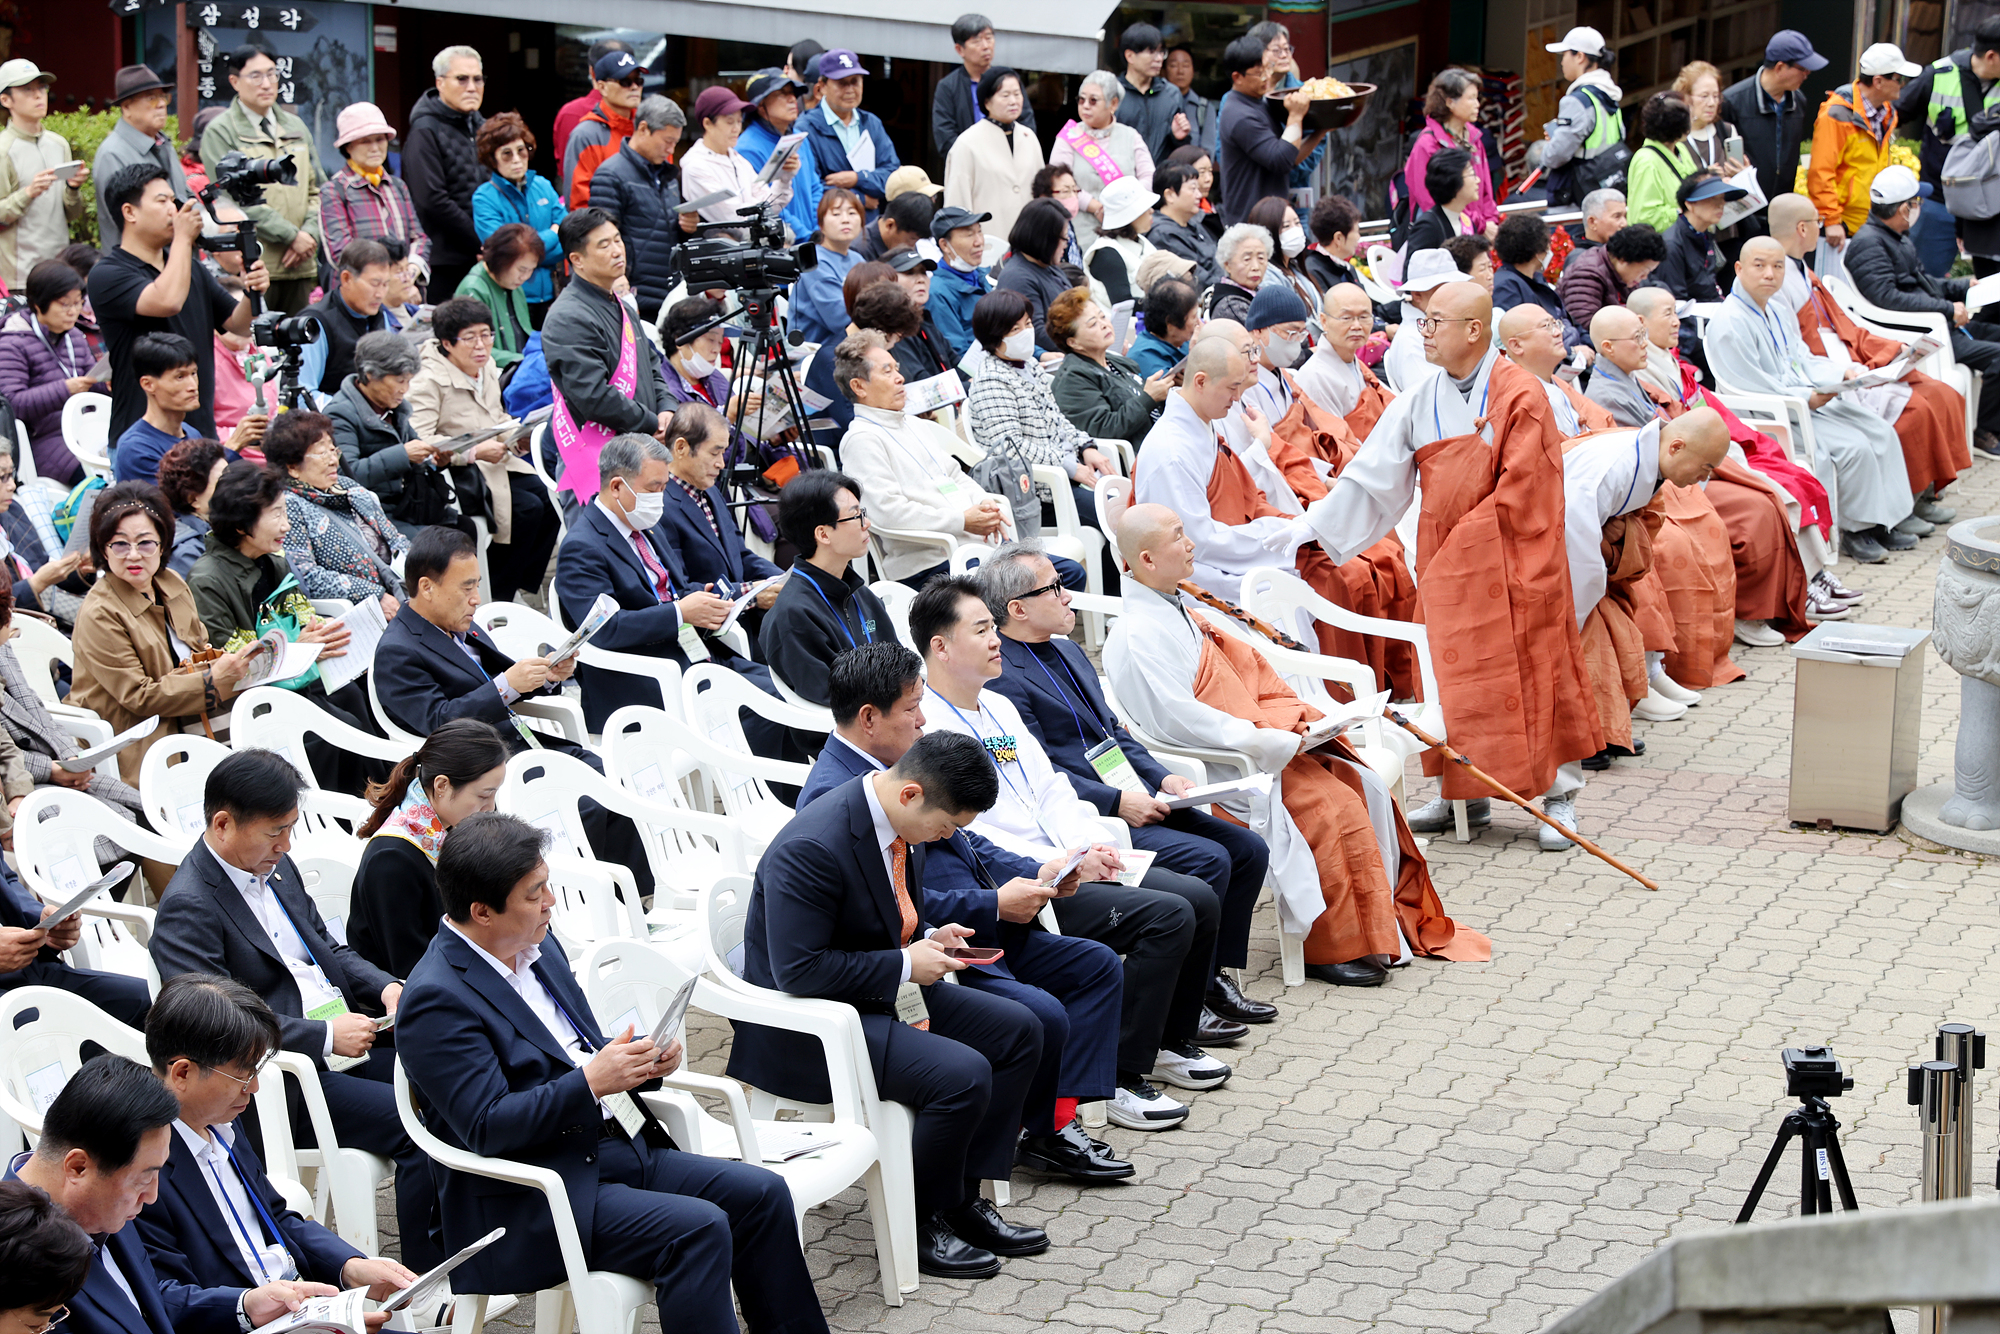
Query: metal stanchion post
1937,1023,1986,1199
1913,1059,1965,1334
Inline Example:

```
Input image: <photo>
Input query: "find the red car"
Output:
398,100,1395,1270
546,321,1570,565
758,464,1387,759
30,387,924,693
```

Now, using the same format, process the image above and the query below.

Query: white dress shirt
205,839,342,1056
856,765,919,984
171,1120,294,1283
922,685,1097,861
441,918,607,1114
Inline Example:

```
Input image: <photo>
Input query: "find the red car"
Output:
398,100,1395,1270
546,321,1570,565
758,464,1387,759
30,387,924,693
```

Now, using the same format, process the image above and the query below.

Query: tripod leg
1800,1117,1824,1216
1736,1115,1801,1224
1823,1126,1862,1212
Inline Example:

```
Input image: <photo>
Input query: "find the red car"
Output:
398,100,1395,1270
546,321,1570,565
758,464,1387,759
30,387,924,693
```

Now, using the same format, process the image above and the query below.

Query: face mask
1267,333,1304,368
1280,225,1307,257
624,485,666,530
684,350,717,379
1058,193,1082,216
1001,327,1037,361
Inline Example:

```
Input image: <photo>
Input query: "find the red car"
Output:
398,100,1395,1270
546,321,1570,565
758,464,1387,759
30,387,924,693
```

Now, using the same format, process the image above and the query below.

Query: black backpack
1547,87,1632,206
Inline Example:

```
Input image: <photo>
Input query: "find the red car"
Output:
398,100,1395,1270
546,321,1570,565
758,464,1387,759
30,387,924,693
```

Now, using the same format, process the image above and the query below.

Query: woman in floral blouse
263,410,407,618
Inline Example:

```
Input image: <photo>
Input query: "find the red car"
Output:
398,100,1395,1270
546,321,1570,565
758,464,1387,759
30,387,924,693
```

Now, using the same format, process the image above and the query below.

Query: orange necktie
888,835,930,1030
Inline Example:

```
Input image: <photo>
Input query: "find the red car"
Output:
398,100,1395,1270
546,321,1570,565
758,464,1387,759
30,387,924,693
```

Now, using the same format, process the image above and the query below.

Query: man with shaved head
1498,304,1615,434
1294,283,1395,431
1103,502,1489,985
1293,278,1603,844
1708,235,1916,565
1584,305,1673,427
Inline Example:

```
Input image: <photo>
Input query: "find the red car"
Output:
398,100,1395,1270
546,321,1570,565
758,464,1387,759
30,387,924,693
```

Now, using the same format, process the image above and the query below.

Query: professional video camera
195,151,300,275
249,309,320,412
678,204,818,295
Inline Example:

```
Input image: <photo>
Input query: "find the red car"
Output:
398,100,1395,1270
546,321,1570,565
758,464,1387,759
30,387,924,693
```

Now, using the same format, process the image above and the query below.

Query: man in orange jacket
1810,43,1921,249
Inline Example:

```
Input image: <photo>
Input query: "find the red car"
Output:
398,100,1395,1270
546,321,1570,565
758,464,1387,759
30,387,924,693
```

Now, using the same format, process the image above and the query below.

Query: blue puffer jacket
471,169,564,305
926,261,991,362
587,144,686,319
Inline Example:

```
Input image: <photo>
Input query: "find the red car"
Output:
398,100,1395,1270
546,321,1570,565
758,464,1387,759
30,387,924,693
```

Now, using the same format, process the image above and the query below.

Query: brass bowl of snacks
1264,79,1375,132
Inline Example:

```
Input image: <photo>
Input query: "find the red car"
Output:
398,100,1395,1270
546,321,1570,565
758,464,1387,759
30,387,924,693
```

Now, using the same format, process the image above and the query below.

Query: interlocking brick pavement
384,457,2000,1332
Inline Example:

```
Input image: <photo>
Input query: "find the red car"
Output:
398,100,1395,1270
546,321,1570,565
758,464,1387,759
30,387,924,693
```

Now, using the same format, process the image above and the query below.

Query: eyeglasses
1016,578,1068,602
1329,311,1372,325
204,1056,275,1091
455,328,497,344
105,539,161,557
833,507,869,525
26,1305,68,1333
494,143,532,160
0,470,16,486
448,74,486,85
235,68,280,84
1416,316,1480,334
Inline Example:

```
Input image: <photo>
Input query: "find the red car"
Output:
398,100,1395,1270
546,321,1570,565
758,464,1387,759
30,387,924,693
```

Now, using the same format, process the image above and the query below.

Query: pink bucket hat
334,102,397,151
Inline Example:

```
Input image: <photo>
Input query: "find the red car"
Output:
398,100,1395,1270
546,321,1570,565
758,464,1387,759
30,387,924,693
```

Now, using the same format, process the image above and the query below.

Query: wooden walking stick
1177,581,1660,890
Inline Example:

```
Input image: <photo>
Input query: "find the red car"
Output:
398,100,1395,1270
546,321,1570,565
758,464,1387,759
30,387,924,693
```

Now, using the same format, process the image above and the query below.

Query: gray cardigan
93,116,188,244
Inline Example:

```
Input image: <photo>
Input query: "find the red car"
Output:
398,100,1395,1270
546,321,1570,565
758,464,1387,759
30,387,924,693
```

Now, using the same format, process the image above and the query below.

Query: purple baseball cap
818,49,867,80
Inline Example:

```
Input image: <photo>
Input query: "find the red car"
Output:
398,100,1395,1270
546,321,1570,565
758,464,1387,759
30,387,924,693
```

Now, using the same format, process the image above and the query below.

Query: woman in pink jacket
1402,69,1500,239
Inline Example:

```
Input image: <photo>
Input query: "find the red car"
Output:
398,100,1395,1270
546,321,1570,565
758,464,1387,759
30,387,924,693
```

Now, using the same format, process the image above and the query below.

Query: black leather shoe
1206,973,1278,1024
1303,959,1389,987
941,1198,1050,1257
1581,748,1611,771
1196,1007,1250,1045
918,1212,1002,1278
1017,1121,1135,1182
1608,738,1645,758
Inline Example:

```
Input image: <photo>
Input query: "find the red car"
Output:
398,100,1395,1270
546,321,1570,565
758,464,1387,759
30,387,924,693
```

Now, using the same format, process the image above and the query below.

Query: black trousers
589,1133,828,1334
868,981,1040,1218
1050,868,1214,1075
959,929,1121,1134
1,958,151,1027
1130,809,1270,972
1950,320,2000,435
487,473,562,605
305,1044,446,1271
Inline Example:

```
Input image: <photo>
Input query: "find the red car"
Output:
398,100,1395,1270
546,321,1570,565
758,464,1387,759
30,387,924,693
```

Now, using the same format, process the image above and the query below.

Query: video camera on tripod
197,151,320,410
677,202,818,293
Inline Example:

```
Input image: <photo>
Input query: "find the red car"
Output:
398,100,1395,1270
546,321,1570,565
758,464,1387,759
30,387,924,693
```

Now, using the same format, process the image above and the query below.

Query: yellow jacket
1808,84,1896,233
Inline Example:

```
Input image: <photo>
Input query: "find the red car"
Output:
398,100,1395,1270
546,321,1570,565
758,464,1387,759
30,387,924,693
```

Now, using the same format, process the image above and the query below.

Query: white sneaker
1734,618,1786,648
1108,1078,1189,1130
1630,690,1687,722
1152,1042,1232,1091
1650,675,1702,706
1539,797,1578,851
1813,570,1866,604
1806,589,1853,620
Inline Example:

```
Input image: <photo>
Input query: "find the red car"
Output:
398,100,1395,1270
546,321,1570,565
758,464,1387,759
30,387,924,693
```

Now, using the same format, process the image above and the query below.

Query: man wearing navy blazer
395,811,827,1333
658,402,786,653
147,749,443,1270
727,730,1048,1280
979,543,1278,1031
798,643,1132,1185
551,433,787,752
6,1055,335,1334
139,974,420,1306
0,855,151,1028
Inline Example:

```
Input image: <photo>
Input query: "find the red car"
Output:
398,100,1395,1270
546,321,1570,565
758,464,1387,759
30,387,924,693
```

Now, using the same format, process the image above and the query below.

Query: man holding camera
200,45,324,315
91,163,268,445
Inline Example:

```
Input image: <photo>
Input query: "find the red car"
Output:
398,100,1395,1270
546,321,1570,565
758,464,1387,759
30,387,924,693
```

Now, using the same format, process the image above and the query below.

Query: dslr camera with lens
678,204,817,296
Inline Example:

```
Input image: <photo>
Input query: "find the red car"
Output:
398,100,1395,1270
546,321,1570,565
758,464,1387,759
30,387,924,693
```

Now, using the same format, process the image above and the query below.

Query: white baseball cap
1400,248,1463,293
1857,42,1921,78
1544,27,1609,59
1868,164,1930,205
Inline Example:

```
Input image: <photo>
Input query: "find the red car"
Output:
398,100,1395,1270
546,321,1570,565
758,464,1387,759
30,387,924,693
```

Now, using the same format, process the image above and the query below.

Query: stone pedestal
1902,517,2000,852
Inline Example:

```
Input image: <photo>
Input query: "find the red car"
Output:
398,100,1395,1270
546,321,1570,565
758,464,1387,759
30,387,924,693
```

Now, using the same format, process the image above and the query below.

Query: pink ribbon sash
1060,120,1126,189
550,296,640,497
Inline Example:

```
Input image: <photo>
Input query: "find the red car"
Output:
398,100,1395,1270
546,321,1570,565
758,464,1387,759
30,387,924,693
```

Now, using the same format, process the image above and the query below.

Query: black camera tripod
1735,1094,1861,1223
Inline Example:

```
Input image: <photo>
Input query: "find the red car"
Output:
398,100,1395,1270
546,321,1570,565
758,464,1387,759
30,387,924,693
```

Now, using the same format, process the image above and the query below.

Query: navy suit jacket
136,1123,363,1291
150,842,396,1065
395,924,668,1297
373,604,564,750
726,777,936,1103
0,856,66,974
988,634,1171,816
659,481,782,592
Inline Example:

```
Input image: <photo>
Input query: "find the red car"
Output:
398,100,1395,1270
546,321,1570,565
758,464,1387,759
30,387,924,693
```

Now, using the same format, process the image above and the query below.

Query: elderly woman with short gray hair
326,330,467,537
1048,69,1154,250
1208,223,1272,325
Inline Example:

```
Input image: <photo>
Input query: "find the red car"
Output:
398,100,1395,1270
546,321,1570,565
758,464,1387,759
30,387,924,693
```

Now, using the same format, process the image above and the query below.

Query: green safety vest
1927,53,2000,140
1580,87,1626,156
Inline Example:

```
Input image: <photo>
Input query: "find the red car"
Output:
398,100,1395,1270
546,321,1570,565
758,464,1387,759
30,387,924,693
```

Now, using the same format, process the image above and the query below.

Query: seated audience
1441,233,1496,291
406,296,560,604
1208,223,1270,325
928,204,995,361
1127,277,1201,379
1490,214,1588,355
298,240,395,400
0,260,97,486
992,198,1076,353
1383,249,1459,391
801,261,899,445
1298,195,1379,317
657,401,786,638
470,111,564,328
799,642,1133,1183
348,718,510,977
69,482,252,787
328,331,464,538
1650,172,1740,311
660,296,762,461
1149,162,1217,287
790,189,868,348
155,437,228,578
113,334,257,485
1575,187,1628,250
138,973,421,1304
1246,194,1319,310
1557,223,1664,331
967,290,1119,516
149,747,442,1269
0,823,149,1024
1293,284,1397,435
727,730,1046,1278
0,1177,92,1332
396,811,830,1324
1627,91,1697,232
1238,285,1313,429
264,411,407,618
679,84,797,231
1029,164,1087,266
758,470,901,706
886,249,956,386
0,463,85,631
455,222,542,367
4,1055,331,1334
858,174,938,264
1082,178,1159,308
1047,285,1168,450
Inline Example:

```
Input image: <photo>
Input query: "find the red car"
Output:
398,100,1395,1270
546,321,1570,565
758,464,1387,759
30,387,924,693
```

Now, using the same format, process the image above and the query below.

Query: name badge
979,733,1019,766
894,981,930,1028
509,716,546,751
1085,737,1147,794
678,621,712,662
604,1090,650,1140
935,477,968,506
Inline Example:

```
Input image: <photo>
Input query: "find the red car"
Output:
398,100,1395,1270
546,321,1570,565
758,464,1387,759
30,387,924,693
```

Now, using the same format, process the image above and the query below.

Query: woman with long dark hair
347,718,511,976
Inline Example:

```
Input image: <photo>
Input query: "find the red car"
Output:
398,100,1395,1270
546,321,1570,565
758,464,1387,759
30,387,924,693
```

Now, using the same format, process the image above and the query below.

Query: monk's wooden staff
1178,581,1661,891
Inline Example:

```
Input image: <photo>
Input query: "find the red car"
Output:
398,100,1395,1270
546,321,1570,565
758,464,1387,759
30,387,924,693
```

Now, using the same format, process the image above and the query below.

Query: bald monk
1628,287,1828,640
1561,414,1731,778
1767,191,1969,533
1498,304,1613,434
1291,280,1602,845
1294,284,1398,439
1103,502,1490,984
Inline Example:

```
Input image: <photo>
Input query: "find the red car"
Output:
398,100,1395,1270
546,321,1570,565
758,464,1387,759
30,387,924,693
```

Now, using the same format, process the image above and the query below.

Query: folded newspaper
440,407,552,465
1162,772,1274,811
547,594,620,666
34,861,136,928
241,629,323,688
59,717,159,772
1830,334,1941,392
903,369,967,416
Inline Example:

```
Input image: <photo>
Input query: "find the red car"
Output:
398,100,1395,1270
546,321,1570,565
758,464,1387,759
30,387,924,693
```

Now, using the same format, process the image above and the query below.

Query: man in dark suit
978,543,1277,1031
552,433,786,752
5,1055,336,1334
798,644,1132,1185
395,811,827,1333
757,469,900,708
728,731,1047,1279
139,974,420,1305
0,856,151,1028
658,402,786,653
147,748,443,1270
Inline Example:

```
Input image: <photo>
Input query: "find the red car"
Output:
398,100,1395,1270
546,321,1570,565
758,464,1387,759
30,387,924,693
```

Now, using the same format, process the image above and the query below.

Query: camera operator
90,162,269,446
200,45,325,315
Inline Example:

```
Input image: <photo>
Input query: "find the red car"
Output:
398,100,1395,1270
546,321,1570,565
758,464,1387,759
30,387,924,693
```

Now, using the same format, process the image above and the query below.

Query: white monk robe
1704,287,1913,532
1295,340,1367,417
1134,391,1301,594
1383,300,1440,393
1221,367,1307,512
1561,424,1662,624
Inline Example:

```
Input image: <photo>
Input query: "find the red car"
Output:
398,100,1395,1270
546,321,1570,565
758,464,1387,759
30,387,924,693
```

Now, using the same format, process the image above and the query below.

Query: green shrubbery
43,109,181,247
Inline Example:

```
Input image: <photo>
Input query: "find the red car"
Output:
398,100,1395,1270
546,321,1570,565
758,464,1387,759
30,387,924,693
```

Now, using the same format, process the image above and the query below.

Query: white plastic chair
0,987,152,1141
1711,387,1842,555
138,733,233,838
13,418,39,490
577,939,907,1302
231,685,415,773
1093,474,1134,575
8,616,111,749
1821,273,1980,450
1031,463,1107,643
15,787,196,903
697,879,919,1298
393,1059,653,1334
366,659,586,750
598,705,765,875
476,600,683,730
295,847,360,948
868,581,915,646
61,395,110,481
677,666,817,821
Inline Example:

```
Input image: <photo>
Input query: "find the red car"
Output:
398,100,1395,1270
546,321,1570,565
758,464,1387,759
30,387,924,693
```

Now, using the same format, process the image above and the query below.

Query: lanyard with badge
804,571,874,650
461,633,550,749
207,1130,300,1282
1026,645,1147,795
543,972,653,1139
938,695,1064,844
264,886,349,1030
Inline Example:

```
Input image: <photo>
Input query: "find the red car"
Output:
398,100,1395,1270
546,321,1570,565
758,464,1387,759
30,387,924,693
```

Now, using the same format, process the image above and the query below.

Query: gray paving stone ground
376,457,2000,1332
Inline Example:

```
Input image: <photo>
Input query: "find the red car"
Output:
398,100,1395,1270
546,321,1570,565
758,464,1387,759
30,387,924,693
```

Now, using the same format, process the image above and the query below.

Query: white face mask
683,349,717,379
1280,225,1307,257
1001,327,1037,361
1266,333,1304,368
624,485,666,530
